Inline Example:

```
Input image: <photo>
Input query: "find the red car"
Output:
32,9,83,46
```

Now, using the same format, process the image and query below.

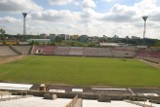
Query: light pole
22,12,27,35
142,16,148,45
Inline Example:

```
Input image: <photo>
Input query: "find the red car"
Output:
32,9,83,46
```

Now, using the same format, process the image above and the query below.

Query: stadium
0,45,160,107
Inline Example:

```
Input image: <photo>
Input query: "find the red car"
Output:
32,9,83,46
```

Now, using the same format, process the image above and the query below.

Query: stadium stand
111,48,136,58
150,51,160,58
12,46,32,55
54,47,70,56
84,47,115,57
137,48,160,58
136,50,148,57
9,45,158,59
0,46,18,56
32,46,56,55
136,48,160,63
115,46,137,51
97,48,112,57
83,47,99,57
69,47,84,56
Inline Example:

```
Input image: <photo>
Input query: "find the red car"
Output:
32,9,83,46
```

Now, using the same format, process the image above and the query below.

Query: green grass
0,56,160,87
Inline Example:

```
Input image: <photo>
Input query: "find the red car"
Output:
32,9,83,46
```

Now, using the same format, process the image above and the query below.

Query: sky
0,0,160,39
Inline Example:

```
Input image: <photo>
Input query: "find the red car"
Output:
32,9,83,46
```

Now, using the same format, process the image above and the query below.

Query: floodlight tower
142,16,148,45
22,12,27,35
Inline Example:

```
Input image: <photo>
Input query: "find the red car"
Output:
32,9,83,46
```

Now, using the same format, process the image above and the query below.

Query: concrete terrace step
0,95,32,102
73,98,82,107
125,100,154,107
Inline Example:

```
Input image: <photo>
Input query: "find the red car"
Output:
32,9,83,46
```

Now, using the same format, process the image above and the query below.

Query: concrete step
73,98,82,107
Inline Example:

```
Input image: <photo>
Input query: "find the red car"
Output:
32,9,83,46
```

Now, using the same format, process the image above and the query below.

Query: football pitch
0,56,160,87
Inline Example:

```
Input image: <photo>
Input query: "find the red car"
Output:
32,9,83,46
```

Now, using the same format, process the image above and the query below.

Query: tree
55,36,63,43
154,41,160,47
0,29,6,40
0,29,5,35
87,43,97,47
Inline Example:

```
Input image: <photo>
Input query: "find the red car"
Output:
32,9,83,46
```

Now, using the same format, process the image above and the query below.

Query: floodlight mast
22,12,27,35
142,16,148,45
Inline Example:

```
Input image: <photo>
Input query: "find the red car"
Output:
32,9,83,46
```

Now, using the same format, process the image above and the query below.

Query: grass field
0,56,160,87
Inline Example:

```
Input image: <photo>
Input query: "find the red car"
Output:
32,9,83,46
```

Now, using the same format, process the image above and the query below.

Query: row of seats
112,49,136,58
0,46,31,56
136,49,160,63
32,46,136,58
0,46,159,59
137,50,160,58
32,46,55,55
0,46,18,56
12,46,31,55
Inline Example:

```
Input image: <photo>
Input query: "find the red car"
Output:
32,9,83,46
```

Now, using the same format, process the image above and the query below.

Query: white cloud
0,0,42,12
0,16,21,23
81,0,96,9
1,0,160,39
30,10,80,23
135,0,158,16
101,0,160,39
102,4,138,22
0,16,22,34
102,0,160,22
103,0,113,2
49,0,73,5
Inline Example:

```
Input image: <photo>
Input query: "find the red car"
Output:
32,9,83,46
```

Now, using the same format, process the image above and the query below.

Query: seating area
114,46,137,51
32,46,56,55
12,46,31,55
54,47,70,56
83,47,100,56
112,49,136,58
137,49,160,63
136,50,148,57
149,51,160,58
98,48,112,57
137,49,160,58
69,47,84,56
0,46,18,56
0,45,159,59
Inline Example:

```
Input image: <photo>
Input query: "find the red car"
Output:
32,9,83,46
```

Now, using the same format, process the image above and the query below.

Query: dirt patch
0,55,25,65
